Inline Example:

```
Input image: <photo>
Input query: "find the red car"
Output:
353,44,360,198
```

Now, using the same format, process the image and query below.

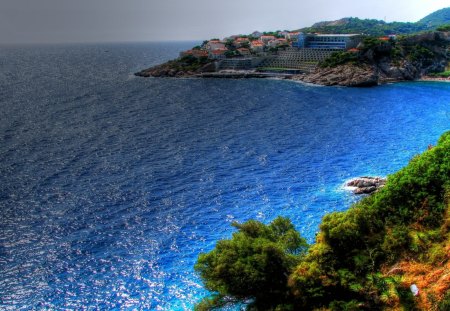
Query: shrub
195,217,308,309
436,24,450,32
361,37,385,50
320,51,359,68
408,45,435,65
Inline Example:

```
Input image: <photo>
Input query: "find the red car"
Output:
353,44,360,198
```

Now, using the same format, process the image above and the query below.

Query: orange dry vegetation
384,241,450,310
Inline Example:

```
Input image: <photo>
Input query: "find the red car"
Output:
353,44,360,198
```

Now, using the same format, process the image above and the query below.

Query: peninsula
136,9,450,87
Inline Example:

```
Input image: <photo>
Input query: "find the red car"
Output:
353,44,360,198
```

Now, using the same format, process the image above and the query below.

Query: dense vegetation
419,7,450,27
301,18,426,36
319,34,445,71
319,51,359,68
195,217,308,310
319,37,389,68
168,55,211,72
437,24,450,32
195,131,450,310
300,8,450,36
429,70,450,78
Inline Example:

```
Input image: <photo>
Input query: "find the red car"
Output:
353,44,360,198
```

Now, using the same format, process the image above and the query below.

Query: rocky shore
346,176,386,194
135,61,217,78
289,61,422,87
420,76,450,82
291,64,379,87
291,31,450,87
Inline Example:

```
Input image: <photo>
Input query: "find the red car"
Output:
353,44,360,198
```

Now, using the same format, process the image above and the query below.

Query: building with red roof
208,48,228,59
250,40,264,52
260,35,276,44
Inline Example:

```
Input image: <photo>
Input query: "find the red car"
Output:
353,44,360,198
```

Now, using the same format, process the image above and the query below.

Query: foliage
438,291,450,311
224,39,235,49
194,217,308,309
319,32,444,71
301,17,429,36
170,55,210,72
224,50,239,58
390,45,403,62
408,45,435,65
319,51,359,68
290,131,450,309
195,132,450,310
240,42,250,49
436,24,450,32
360,37,385,50
300,9,450,36
429,70,450,77
419,7,450,27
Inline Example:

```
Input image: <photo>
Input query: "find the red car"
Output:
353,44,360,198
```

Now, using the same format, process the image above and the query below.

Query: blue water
0,42,449,310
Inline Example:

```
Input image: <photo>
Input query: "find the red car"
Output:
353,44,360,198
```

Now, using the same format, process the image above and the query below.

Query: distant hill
419,7,450,27
300,7,450,36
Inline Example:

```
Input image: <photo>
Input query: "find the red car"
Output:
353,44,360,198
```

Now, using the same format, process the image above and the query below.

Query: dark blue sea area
0,41,449,310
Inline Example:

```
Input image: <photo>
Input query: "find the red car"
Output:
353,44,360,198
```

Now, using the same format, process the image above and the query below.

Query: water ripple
0,42,449,309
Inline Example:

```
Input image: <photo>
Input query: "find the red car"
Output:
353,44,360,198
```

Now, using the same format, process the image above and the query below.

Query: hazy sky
1,0,449,44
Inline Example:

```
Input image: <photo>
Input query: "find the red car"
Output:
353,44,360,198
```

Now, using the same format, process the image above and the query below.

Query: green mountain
419,7,450,27
300,7,450,36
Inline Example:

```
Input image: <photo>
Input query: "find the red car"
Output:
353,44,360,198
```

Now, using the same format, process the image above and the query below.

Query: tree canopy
195,217,308,310
195,131,450,310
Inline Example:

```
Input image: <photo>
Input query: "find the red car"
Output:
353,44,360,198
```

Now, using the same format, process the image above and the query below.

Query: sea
0,41,449,310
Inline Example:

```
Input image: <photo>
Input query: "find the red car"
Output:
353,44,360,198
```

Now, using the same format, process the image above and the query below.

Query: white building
205,40,226,51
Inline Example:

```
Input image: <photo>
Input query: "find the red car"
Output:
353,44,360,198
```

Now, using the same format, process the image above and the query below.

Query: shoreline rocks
346,176,386,195
135,61,217,78
291,64,379,87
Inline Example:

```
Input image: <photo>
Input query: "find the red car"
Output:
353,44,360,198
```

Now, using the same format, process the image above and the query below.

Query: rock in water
346,176,386,195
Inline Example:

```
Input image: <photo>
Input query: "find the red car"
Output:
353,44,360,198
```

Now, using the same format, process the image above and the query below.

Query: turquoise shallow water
0,42,449,310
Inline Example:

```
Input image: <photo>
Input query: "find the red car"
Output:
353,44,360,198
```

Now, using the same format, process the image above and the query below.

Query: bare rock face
346,177,386,195
135,63,177,77
293,64,379,87
377,59,419,82
198,62,217,73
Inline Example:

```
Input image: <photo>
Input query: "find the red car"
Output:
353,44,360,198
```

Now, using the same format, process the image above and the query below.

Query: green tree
240,41,250,49
436,24,450,31
195,217,308,310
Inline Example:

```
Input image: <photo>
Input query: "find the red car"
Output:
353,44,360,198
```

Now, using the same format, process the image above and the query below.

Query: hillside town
178,31,368,73
137,24,449,86
181,31,366,59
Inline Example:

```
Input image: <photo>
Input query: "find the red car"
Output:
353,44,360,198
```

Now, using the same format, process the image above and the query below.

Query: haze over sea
0,42,449,310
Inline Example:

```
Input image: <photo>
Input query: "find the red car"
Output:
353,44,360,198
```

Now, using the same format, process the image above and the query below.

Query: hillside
300,8,450,36
420,7,450,27
195,131,450,310
294,31,450,86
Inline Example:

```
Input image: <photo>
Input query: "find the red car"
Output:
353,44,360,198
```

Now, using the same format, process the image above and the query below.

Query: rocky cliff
293,31,450,87
292,64,378,87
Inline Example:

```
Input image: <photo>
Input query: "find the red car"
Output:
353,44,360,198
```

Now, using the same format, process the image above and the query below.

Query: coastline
136,30,450,87
419,76,450,82
135,65,415,87
135,64,450,87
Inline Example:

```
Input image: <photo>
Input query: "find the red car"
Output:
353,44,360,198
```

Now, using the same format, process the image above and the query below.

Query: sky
0,0,449,44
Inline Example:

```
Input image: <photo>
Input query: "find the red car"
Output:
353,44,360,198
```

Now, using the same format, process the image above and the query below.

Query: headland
136,11,450,87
